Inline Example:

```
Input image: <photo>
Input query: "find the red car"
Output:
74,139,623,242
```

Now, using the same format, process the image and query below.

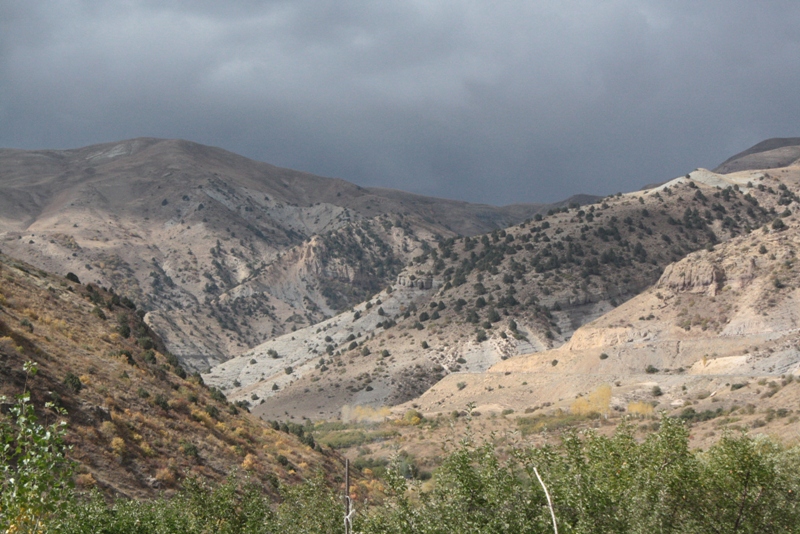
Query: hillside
385,164,800,448
714,137,800,174
208,164,784,421
0,138,574,370
0,252,344,498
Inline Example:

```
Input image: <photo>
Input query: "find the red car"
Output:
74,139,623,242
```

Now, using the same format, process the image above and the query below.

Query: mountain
0,253,342,498
209,164,783,421
714,137,800,174
0,138,580,370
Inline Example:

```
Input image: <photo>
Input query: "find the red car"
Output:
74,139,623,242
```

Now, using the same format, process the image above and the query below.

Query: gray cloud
2,1,800,204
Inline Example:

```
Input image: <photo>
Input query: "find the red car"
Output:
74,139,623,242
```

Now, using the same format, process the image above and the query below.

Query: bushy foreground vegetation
4,365,800,533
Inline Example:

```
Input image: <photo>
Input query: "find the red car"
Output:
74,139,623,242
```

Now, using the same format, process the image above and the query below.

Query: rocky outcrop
657,256,726,295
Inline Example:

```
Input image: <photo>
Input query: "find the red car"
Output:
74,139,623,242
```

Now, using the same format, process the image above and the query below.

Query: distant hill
209,165,781,421
0,138,587,370
714,137,800,174
409,173,800,449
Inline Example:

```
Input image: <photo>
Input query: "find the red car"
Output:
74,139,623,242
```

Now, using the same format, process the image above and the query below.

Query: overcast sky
2,1,799,205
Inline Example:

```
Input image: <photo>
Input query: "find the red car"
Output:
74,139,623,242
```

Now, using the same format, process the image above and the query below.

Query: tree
1,362,74,532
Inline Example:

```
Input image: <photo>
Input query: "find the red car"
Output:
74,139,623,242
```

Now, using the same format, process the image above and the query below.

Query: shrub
645,365,659,374
1,362,74,531
599,353,609,360
181,442,199,458
117,323,131,338
63,372,82,394
154,393,170,411
143,350,157,364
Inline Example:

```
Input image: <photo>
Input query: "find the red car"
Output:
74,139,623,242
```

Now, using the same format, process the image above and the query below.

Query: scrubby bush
63,372,82,394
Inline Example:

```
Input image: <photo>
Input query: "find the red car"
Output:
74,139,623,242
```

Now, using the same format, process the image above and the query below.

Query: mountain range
0,138,585,371
3,136,800,432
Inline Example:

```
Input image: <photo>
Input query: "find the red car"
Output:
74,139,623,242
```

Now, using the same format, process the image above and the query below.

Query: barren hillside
0,138,568,369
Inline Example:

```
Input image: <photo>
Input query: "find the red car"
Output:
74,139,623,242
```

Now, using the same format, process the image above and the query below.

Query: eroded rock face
658,256,726,295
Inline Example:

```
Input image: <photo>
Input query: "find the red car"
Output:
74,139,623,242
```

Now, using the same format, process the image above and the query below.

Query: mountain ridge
0,137,584,370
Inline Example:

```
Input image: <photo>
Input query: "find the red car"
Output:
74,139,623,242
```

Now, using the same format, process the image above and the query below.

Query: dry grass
0,253,345,499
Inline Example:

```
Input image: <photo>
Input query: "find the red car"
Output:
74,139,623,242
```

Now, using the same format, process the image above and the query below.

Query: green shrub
1,362,74,531
154,394,170,411
63,372,82,394
143,350,157,364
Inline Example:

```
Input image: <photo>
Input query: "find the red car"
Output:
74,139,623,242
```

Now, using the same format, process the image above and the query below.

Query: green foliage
60,477,275,534
154,393,170,411
1,362,74,532
5,390,800,533
63,372,82,394
143,349,157,364
364,418,800,533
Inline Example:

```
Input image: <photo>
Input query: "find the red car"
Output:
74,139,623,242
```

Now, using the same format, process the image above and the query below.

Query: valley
4,136,800,488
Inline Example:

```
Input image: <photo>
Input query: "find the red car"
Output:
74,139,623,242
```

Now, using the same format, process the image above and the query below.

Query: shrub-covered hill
0,138,578,370
0,252,346,499
216,167,786,420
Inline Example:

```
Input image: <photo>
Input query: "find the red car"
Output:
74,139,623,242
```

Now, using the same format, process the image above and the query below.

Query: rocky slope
405,164,800,423
0,138,570,370
0,253,343,499
208,164,784,420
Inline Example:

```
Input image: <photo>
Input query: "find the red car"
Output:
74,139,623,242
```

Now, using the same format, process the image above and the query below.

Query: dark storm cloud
2,1,800,204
